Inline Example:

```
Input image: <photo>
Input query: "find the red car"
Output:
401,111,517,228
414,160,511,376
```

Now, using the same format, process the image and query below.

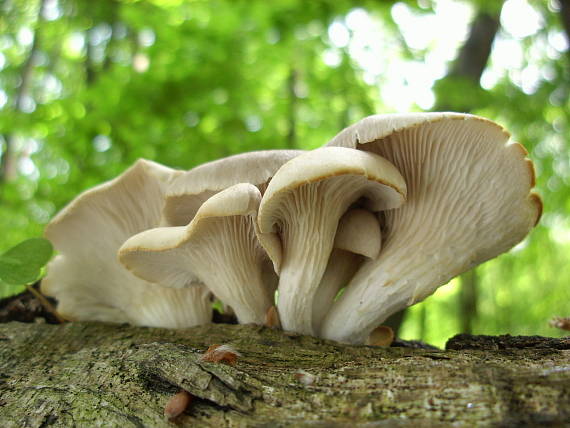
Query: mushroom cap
321,113,542,343
42,159,213,328
334,208,382,259
163,150,303,226
259,147,406,228
256,147,406,334
119,183,262,288
119,183,274,325
258,147,404,273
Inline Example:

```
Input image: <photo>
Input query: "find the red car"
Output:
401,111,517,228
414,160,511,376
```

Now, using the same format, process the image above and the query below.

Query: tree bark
0,322,568,427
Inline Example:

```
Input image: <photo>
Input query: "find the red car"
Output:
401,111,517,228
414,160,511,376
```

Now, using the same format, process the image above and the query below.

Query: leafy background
1,0,568,346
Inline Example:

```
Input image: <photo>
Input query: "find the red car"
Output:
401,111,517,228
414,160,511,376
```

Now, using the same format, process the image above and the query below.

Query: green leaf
0,238,54,286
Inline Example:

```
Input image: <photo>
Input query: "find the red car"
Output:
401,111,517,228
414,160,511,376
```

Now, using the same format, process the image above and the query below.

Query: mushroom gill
42,159,213,328
257,147,406,335
320,113,542,344
119,183,274,325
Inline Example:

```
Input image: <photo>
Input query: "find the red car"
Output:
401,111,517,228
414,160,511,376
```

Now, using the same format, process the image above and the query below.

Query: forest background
0,0,568,347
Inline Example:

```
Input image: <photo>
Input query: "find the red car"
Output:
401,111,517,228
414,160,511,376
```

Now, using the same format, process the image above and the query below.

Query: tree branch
0,322,568,425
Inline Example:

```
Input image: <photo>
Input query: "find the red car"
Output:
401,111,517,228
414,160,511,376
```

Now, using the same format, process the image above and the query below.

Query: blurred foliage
0,0,568,346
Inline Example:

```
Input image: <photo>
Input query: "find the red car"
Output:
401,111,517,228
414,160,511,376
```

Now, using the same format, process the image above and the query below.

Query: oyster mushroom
119,183,273,325
162,150,303,226
42,159,213,327
162,150,302,312
321,113,542,344
257,147,407,335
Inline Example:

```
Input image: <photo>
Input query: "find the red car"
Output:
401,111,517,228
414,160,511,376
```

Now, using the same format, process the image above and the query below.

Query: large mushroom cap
42,159,213,328
119,183,274,325
257,147,406,334
321,113,542,344
163,150,303,226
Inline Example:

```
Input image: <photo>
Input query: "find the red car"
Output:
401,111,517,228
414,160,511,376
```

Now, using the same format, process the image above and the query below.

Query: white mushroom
320,113,542,344
312,208,381,334
119,183,273,325
257,147,406,335
162,150,302,314
42,159,213,327
162,150,303,226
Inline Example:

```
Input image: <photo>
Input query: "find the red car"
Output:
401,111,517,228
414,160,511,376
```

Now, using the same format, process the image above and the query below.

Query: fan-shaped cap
163,150,303,226
119,183,274,325
321,113,542,343
334,208,382,259
42,159,213,328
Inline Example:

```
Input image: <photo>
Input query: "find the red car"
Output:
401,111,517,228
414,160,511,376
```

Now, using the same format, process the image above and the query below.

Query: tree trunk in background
103,0,120,72
430,4,503,335
85,28,97,85
558,0,570,59
0,0,47,184
1,322,568,426
447,10,502,84
286,67,298,149
459,268,478,334
390,5,503,336
433,5,502,111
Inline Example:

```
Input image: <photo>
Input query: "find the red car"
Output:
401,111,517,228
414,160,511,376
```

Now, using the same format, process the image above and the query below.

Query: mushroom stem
312,208,382,335
138,284,213,328
320,241,472,344
277,203,341,334
311,249,361,334
188,216,272,324
119,183,274,326
258,148,407,336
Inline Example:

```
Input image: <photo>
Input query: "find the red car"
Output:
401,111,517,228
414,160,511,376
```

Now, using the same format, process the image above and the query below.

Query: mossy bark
0,322,568,427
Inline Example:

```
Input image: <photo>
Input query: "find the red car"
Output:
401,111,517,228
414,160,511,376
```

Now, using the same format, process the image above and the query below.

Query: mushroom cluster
43,113,541,344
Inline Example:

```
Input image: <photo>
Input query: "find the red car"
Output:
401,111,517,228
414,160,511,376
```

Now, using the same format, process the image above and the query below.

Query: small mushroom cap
120,183,274,325
42,159,213,328
116,226,195,288
120,183,262,287
366,325,394,347
334,208,382,258
321,113,542,343
163,150,303,226
257,147,404,273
